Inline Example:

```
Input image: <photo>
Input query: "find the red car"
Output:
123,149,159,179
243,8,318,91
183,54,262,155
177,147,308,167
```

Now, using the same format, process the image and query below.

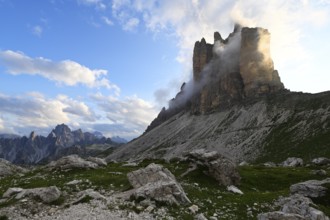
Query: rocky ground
0,154,329,220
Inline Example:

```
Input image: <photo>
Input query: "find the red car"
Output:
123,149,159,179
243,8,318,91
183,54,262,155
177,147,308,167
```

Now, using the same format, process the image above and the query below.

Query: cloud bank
0,50,119,93
0,92,157,139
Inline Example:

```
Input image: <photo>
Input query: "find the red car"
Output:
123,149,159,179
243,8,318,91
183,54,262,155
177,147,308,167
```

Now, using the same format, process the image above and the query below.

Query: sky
0,0,329,140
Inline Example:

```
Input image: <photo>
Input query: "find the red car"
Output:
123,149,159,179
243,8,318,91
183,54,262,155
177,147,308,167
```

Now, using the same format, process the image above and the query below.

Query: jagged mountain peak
106,25,330,163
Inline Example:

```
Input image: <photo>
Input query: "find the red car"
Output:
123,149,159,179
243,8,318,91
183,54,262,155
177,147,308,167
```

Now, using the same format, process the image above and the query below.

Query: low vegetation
0,159,329,219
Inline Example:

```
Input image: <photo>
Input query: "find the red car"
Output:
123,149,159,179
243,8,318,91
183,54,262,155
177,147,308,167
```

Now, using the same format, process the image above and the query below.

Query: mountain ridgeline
106,25,330,163
0,124,118,164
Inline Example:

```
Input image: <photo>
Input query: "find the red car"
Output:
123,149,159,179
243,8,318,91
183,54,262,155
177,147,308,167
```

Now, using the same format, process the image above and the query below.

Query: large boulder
0,158,28,177
258,194,329,220
45,154,99,171
290,178,330,198
127,163,190,205
312,157,330,166
187,149,241,186
3,186,61,203
282,157,304,167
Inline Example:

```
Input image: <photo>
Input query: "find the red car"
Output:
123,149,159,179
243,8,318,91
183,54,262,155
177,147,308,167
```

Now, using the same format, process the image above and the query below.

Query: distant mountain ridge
0,124,119,164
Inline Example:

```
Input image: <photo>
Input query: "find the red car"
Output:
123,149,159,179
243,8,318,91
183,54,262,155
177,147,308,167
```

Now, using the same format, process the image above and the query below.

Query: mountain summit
146,25,285,132
107,25,330,163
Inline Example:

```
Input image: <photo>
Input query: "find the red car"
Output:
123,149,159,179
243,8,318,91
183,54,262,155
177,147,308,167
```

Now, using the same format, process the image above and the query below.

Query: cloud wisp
0,50,120,93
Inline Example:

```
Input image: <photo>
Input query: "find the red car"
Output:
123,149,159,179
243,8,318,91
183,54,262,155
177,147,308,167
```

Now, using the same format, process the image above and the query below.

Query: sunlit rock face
147,25,285,131
240,27,284,97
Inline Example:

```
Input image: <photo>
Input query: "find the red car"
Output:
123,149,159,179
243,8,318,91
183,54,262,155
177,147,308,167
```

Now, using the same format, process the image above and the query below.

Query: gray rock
0,158,28,177
76,189,106,202
279,194,329,220
311,169,327,176
15,186,61,203
239,161,249,166
127,163,190,205
45,155,98,171
282,157,304,167
312,157,330,166
188,204,199,214
258,211,305,220
227,185,243,194
263,162,277,167
188,149,241,186
194,213,208,220
86,156,107,166
3,187,23,198
290,178,330,198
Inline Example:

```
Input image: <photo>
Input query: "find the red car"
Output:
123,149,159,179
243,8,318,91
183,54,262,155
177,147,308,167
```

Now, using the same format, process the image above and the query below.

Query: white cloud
123,17,139,31
78,0,106,10
102,16,114,26
0,91,157,139
32,25,43,37
90,92,157,138
0,50,120,93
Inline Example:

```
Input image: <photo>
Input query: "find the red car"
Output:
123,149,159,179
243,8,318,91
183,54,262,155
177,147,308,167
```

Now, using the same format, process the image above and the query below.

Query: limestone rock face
240,27,284,96
127,163,191,205
147,25,286,132
193,38,213,82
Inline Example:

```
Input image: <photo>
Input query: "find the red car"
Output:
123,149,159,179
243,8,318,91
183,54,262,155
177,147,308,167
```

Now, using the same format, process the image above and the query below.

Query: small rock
188,204,199,214
239,161,249,166
227,185,243,194
145,205,154,213
263,162,277,167
311,169,327,176
194,213,208,220
3,187,24,198
76,189,107,201
65,179,83,185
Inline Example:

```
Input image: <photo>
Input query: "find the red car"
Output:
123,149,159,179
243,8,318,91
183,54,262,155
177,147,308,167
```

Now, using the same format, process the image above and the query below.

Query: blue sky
0,0,329,139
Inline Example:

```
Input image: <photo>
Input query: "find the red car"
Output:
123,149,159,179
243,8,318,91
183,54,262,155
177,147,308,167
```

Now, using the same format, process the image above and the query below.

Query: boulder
187,149,241,186
312,157,330,166
310,170,327,176
282,157,304,167
0,158,28,177
6,186,61,203
75,189,106,202
290,178,330,198
45,154,98,171
86,156,107,166
258,194,329,220
263,162,277,167
127,163,190,205
280,194,329,220
3,187,23,198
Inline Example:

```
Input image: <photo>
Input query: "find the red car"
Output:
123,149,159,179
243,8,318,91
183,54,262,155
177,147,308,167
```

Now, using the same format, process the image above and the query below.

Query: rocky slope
0,124,117,164
107,25,330,163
